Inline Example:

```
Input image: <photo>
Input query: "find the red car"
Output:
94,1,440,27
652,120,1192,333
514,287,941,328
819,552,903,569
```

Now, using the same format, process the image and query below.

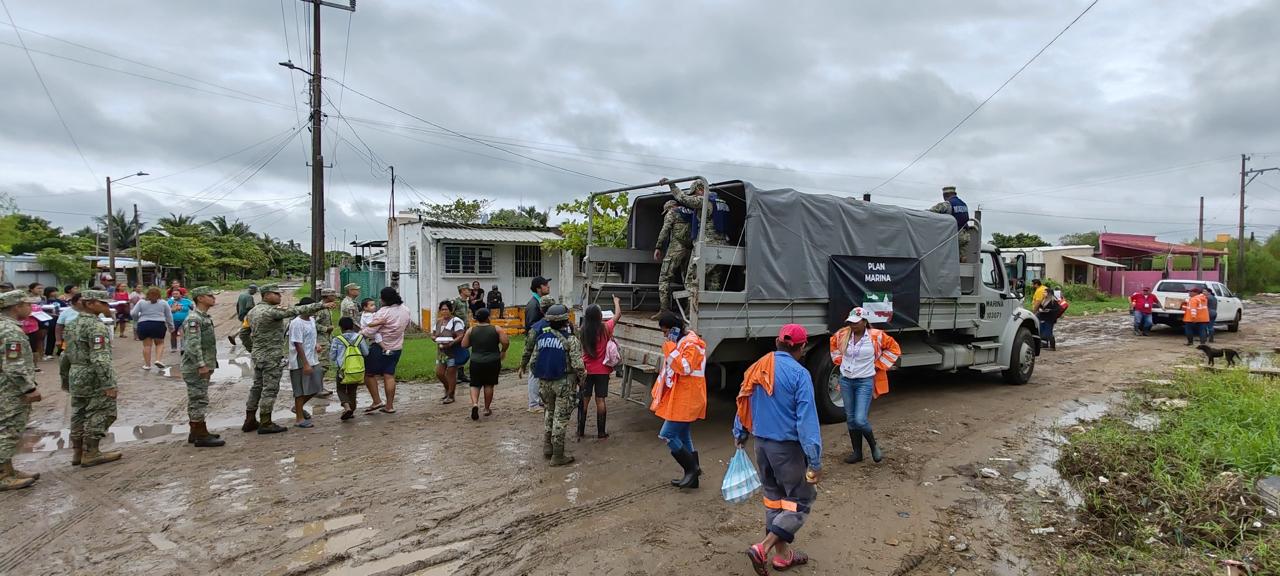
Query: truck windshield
1155,281,1201,293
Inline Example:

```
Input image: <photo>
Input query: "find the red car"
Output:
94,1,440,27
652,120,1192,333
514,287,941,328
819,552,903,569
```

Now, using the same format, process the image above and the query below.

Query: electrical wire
188,124,304,215
865,0,1102,194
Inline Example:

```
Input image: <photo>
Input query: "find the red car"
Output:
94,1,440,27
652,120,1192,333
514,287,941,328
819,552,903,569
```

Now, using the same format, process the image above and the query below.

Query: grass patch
1055,370,1280,574
1023,294,1130,316
394,334,526,382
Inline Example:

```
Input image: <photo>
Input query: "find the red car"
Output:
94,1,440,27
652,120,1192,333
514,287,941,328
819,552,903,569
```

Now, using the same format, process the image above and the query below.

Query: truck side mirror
1012,254,1026,298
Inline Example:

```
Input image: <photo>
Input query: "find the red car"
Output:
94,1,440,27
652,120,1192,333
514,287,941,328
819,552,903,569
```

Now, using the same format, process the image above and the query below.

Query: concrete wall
1099,270,1222,296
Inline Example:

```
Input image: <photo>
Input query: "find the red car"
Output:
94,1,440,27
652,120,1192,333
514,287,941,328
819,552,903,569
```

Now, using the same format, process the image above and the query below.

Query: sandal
772,550,809,571
746,544,770,576
482,408,492,417
380,407,397,414
364,403,385,413
442,397,455,405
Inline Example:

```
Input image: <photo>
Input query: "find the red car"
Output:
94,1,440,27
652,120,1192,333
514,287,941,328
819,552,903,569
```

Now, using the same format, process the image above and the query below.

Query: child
360,299,382,345
330,317,369,421
287,297,322,429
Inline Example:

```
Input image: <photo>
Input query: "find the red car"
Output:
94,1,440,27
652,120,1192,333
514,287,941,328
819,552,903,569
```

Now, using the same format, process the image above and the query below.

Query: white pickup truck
1149,279,1243,332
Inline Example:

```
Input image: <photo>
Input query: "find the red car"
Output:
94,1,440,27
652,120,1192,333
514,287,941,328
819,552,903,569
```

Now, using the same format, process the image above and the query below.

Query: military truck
581,177,1040,423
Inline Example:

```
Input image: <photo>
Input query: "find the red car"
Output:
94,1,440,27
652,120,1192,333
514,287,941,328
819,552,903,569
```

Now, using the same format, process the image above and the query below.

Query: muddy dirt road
3,296,1277,576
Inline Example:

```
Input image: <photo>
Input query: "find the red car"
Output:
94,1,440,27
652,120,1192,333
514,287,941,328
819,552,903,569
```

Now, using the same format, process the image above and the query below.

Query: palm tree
93,210,145,249
155,213,203,237
257,233,284,272
519,205,549,227
202,215,253,238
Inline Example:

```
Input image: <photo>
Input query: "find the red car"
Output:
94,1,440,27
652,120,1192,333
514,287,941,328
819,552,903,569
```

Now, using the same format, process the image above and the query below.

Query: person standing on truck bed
929,186,971,263
650,311,708,489
662,177,731,300
653,199,693,320
524,276,552,412
828,308,899,465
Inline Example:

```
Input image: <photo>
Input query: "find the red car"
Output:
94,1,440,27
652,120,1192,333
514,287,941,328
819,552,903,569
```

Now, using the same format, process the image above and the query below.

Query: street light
278,61,314,77
106,171,148,283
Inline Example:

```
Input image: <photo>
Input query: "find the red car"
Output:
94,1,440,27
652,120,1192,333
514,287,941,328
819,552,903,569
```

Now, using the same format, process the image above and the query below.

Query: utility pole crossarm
304,0,355,11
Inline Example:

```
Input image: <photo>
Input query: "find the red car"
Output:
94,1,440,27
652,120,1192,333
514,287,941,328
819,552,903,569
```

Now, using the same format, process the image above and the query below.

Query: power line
129,125,302,184
188,125,304,215
1,0,97,186
279,0,307,163
865,0,1101,194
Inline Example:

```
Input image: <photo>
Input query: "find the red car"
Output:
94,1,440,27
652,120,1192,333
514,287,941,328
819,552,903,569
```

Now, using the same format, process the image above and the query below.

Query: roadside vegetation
396,334,526,381
1025,281,1130,316
1055,369,1280,575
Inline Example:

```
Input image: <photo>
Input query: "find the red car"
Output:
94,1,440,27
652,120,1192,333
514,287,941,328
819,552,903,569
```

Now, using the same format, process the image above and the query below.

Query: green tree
93,210,146,250
991,232,1050,249
413,199,490,224
155,213,204,238
544,193,630,258
140,235,213,277
201,215,253,238
487,205,549,227
36,249,94,286
207,235,267,282
1058,231,1100,248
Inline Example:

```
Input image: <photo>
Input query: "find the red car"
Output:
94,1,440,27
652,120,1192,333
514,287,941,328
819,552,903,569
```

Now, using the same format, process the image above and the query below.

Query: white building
386,215,574,328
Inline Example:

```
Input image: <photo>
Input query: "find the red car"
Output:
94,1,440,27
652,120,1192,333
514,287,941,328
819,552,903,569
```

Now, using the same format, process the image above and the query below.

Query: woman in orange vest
828,307,900,464
650,311,707,489
1181,286,1209,346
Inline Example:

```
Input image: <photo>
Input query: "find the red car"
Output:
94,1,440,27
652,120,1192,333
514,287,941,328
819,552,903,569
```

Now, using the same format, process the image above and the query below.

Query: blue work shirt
733,352,824,471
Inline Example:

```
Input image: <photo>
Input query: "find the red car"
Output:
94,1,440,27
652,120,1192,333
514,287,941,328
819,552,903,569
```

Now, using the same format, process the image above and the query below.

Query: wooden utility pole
133,203,142,286
1196,196,1204,280
388,165,395,219
1237,154,1247,290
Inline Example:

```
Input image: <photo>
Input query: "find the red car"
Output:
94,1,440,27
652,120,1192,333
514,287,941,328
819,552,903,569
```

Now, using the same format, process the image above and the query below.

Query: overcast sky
2,0,1278,252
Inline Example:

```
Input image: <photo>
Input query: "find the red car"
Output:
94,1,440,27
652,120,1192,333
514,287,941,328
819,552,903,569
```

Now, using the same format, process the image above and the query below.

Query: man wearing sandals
733,324,822,574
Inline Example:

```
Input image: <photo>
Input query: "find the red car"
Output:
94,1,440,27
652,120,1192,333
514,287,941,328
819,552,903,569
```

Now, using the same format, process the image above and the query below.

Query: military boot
241,410,259,433
257,421,288,434
71,438,84,466
191,422,226,448
549,446,575,467
0,461,36,491
80,438,123,467
542,432,553,459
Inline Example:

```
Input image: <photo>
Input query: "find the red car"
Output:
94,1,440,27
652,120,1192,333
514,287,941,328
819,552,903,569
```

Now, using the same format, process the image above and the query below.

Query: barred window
408,246,418,274
444,244,494,275
515,245,542,278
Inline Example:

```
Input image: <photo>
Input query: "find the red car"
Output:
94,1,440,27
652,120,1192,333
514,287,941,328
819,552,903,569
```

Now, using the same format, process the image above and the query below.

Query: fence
339,269,388,304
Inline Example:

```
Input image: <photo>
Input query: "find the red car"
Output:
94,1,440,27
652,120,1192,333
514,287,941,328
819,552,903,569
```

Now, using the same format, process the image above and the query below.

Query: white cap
845,307,867,324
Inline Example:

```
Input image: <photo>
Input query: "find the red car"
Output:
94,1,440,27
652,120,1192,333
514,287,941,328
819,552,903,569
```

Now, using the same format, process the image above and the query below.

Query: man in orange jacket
1181,286,1209,346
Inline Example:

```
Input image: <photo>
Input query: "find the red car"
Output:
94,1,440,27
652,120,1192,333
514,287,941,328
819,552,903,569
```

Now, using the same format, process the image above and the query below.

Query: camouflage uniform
0,292,39,488
181,293,217,422
246,286,328,425
453,285,471,382
316,289,337,371
930,187,972,263
67,291,121,465
529,309,585,467
672,181,730,297
340,283,361,323
656,200,693,314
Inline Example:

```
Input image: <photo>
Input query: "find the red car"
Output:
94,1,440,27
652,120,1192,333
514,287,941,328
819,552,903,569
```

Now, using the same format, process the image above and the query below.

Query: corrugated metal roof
425,227,561,243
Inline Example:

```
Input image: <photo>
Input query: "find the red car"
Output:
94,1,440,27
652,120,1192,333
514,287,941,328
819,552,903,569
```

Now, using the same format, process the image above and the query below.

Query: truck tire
1002,327,1035,385
1228,310,1241,333
805,349,847,424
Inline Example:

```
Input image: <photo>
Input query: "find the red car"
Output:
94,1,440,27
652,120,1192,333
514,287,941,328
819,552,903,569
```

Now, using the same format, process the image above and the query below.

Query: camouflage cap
190,286,215,298
321,288,338,298
343,283,360,291
545,304,570,322
539,296,557,311
942,186,957,195
457,283,470,292
259,284,281,295
0,290,38,309
81,289,111,302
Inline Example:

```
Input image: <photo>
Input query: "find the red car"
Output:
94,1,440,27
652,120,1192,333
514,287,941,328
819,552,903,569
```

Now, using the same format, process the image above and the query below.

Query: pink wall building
1096,233,1226,295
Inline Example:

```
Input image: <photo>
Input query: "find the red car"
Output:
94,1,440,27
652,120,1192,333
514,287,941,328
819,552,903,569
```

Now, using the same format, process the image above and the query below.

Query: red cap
777,324,808,344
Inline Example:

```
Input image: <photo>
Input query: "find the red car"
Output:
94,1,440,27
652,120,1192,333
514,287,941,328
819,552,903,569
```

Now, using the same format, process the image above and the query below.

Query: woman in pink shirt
361,287,412,414
577,295,622,440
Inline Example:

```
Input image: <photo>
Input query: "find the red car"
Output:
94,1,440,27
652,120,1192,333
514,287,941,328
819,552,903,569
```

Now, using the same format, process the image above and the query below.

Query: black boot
670,450,699,489
575,395,587,441
844,429,864,464
597,412,608,439
1049,337,1057,351
864,431,884,463
241,410,258,433
691,451,702,479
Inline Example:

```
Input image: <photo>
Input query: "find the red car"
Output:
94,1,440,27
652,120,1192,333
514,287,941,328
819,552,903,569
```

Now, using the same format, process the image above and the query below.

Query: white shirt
287,317,319,370
839,332,876,379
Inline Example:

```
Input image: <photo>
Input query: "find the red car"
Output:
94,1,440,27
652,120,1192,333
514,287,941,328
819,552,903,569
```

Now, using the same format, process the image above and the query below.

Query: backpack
603,338,622,368
1055,298,1069,319
532,326,571,380
336,334,366,385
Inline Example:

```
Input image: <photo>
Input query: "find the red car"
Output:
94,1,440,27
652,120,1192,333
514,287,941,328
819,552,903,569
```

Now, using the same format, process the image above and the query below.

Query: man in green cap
453,283,471,383
526,303,585,466
66,290,122,467
314,288,338,397
340,283,361,324
0,290,42,490
243,284,334,434
183,287,224,447
228,284,257,347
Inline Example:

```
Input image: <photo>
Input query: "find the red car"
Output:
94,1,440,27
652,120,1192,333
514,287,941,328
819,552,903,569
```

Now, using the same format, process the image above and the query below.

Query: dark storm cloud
2,0,1277,248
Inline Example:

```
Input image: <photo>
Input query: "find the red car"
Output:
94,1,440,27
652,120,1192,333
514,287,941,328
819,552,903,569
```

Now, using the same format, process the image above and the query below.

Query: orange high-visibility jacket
829,327,901,399
1181,293,1209,323
651,331,708,423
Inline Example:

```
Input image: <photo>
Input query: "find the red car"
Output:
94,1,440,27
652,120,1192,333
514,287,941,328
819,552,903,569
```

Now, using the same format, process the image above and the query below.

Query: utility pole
388,165,395,219
1196,196,1204,280
1237,154,1280,291
106,176,114,277
134,204,142,286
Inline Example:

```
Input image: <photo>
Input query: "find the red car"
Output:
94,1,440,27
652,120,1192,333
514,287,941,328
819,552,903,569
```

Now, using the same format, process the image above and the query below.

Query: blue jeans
1133,311,1153,334
1039,317,1056,341
1184,322,1207,344
1208,312,1217,340
659,420,694,453
839,376,874,435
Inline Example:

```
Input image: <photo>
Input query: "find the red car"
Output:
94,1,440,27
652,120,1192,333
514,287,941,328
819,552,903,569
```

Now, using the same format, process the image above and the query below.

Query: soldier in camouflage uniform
340,283,361,324
314,288,338,397
653,199,693,319
929,185,972,263
528,304,585,467
0,290,42,490
453,284,471,384
67,290,122,467
183,287,224,447
666,178,731,302
242,284,334,434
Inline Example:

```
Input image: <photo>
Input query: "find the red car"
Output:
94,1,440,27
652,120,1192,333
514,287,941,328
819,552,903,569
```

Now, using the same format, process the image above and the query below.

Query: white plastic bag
722,447,762,504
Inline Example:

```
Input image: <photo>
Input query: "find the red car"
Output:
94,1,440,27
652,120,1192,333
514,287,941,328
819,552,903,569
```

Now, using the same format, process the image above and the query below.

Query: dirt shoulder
1,298,1276,575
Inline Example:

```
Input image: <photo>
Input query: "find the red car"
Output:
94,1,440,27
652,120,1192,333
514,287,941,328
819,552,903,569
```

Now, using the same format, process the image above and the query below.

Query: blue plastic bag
722,447,762,504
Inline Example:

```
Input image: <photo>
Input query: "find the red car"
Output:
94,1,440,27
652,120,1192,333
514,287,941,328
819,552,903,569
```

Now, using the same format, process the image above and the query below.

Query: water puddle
321,540,470,576
1242,352,1277,370
18,408,325,453
286,514,366,538
1014,397,1119,509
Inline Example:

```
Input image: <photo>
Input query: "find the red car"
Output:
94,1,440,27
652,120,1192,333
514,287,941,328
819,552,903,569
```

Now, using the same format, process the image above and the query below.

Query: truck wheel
1002,327,1035,385
1228,311,1241,333
805,350,847,425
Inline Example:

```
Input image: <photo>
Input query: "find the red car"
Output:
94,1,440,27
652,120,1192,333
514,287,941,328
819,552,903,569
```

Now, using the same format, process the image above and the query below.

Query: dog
1196,344,1240,367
